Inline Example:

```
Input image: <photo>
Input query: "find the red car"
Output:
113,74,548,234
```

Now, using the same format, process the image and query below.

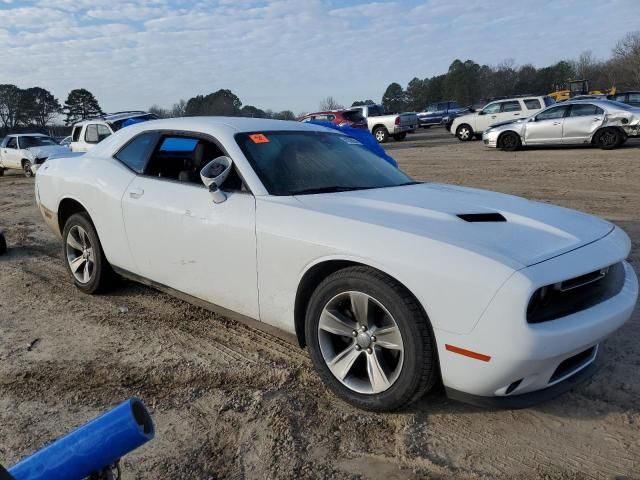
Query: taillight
395,116,400,125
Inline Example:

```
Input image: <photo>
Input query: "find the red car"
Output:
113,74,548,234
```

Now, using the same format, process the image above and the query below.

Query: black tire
595,128,623,150
62,212,116,294
22,160,33,178
0,231,6,255
373,126,389,144
393,132,407,141
0,168,5,177
422,125,431,129
498,131,521,151
456,124,473,141
305,266,438,411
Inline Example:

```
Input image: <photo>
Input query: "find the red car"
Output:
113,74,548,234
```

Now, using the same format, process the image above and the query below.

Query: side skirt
112,266,299,346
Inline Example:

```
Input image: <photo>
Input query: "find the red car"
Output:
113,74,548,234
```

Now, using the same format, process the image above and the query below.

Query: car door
120,132,260,320
2,137,22,168
523,104,569,144
562,103,604,144
497,100,523,123
475,102,502,131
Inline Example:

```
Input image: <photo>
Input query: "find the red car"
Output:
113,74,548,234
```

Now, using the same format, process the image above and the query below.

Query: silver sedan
483,100,640,151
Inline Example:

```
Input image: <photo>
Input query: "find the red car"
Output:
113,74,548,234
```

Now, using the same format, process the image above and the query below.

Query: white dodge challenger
35,117,638,411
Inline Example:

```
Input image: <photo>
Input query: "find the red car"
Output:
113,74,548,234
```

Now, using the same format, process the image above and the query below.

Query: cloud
0,0,638,115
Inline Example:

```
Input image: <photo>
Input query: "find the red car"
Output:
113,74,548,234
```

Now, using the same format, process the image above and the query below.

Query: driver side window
6,137,17,149
536,105,569,121
482,103,501,114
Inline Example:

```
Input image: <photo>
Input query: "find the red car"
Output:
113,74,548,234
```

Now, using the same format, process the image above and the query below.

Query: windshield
20,136,57,148
236,131,415,196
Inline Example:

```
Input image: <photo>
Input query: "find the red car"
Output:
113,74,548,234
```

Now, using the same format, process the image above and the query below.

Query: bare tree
171,99,187,117
148,104,171,118
319,96,343,111
612,31,640,88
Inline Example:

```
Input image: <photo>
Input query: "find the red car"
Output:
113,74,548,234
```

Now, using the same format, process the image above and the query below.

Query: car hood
295,183,613,268
27,145,69,158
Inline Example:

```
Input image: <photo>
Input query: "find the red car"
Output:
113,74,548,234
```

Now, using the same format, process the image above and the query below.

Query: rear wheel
393,132,407,141
595,128,623,150
305,266,438,411
373,127,389,143
456,124,473,141
0,168,4,177
22,160,33,178
62,213,115,294
499,131,521,151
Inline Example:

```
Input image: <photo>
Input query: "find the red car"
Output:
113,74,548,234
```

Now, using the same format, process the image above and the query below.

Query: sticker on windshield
249,133,270,144
339,136,363,145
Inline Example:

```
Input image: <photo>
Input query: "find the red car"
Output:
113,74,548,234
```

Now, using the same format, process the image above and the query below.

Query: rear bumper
394,124,416,133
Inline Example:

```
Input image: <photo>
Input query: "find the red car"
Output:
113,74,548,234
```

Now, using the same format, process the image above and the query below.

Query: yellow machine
549,79,616,102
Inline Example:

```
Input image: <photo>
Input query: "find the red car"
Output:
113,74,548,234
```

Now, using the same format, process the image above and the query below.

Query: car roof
125,116,337,134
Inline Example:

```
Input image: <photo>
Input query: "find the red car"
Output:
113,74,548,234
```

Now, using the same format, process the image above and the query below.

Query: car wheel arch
293,259,432,349
591,126,625,145
58,197,93,234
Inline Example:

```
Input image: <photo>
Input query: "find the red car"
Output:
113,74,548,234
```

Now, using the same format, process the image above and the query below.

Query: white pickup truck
0,134,69,177
349,104,418,143
70,111,158,152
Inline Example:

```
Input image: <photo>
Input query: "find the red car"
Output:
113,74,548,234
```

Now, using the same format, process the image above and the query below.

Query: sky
0,0,639,115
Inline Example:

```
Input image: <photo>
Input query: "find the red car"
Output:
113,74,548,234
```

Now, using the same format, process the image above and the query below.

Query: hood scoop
457,213,506,223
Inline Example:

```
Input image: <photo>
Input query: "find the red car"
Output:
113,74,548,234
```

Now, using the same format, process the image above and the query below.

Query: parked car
482,99,640,151
300,109,368,130
418,101,470,128
349,104,417,143
0,133,70,177
450,96,555,141
35,117,637,411
70,111,158,152
59,136,72,147
609,91,640,107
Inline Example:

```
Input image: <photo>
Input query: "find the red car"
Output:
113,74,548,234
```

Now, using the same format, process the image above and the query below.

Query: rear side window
536,105,569,120
524,99,542,110
543,96,556,107
501,101,522,112
343,110,365,122
85,125,99,143
72,126,81,142
569,104,604,117
115,132,158,173
97,124,111,141
628,93,640,104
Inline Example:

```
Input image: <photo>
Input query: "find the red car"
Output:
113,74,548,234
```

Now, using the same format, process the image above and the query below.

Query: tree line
356,31,640,113
148,89,296,121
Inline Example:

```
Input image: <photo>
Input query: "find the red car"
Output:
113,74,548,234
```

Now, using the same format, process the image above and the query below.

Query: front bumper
437,227,638,404
482,130,499,148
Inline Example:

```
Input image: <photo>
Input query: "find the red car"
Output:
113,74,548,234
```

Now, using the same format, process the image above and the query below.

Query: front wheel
499,131,521,151
305,267,438,411
595,128,623,150
22,160,33,178
456,124,473,141
62,212,115,294
373,127,389,143
0,168,5,177
393,132,407,141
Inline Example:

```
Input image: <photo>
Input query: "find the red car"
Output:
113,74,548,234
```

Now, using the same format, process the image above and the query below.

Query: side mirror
478,110,485,115
529,117,537,122
200,156,232,204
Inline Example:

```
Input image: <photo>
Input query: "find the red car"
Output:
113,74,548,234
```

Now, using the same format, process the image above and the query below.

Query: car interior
144,136,245,191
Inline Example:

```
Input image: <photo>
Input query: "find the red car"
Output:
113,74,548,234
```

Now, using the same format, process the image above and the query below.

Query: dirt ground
1,129,639,479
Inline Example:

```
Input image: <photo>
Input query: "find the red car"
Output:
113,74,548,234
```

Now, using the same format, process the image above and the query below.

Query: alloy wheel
318,291,404,394
458,127,470,140
66,225,95,284
375,130,385,142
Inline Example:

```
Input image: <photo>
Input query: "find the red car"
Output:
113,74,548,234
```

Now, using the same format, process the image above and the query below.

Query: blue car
417,101,470,129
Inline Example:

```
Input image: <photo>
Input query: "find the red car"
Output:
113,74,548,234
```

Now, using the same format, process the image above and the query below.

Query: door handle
491,115,497,118
553,122,561,125
129,188,144,199
513,113,520,115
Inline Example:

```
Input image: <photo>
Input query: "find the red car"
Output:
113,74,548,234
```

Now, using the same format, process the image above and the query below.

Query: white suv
70,111,158,152
450,96,555,141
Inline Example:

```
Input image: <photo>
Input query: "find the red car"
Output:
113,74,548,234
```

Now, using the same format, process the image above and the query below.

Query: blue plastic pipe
9,398,154,480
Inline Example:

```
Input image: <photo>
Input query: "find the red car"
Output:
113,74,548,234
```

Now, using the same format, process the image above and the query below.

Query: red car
300,109,368,129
